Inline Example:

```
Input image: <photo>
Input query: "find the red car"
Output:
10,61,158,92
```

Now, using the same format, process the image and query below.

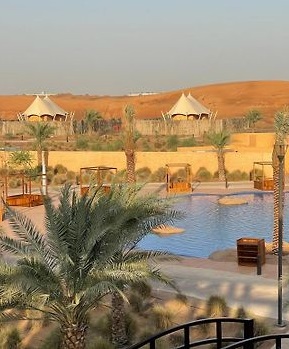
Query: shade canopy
168,93,211,120
22,95,68,121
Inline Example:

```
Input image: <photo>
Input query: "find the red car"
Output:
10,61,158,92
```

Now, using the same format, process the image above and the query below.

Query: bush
135,167,152,182
180,136,197,147
227,170,249,181
205,295,228,318
151,304,174,330
52,174,67,185
166,135,179,151
195,167,213,181
76,137,89,150
4,328,21,349
54,164,68,175
67,170,76,181
150,167,166,182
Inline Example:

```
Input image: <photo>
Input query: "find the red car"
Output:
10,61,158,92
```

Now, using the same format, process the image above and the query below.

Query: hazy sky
1,0,289,96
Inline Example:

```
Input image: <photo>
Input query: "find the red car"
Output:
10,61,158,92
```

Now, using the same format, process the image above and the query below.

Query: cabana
4,172,44,207
168,93,211,120
19,95,69,121
79,166,117,195
252,161,274,190
166,163,192,194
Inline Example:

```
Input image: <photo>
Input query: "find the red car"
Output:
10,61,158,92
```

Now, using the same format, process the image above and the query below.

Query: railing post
216,320,222,349
183,325,190,349
243,319,254,349
276,337,282,349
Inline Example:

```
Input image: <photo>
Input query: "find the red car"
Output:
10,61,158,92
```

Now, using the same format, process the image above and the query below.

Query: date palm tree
271,108,289,253
124,105,137,183
110,241,178,347
206,130,230,188
0,184,180,349
84,110,102,136
25,121,55,166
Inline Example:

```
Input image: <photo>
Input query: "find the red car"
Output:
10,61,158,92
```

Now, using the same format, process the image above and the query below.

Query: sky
1,0,289,96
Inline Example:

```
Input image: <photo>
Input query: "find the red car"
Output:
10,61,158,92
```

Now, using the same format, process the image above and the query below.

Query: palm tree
110,243,178,347
84,110,102,136
271,108,289,253
206,130,230,188
25,121,55,166
244,109,262,130
0,184,180,349
124,105,137,183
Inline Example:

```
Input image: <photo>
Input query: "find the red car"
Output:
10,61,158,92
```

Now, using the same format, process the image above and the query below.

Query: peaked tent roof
187,93,211,115
168,93,211,117
43,96,67,116
23,95,67,117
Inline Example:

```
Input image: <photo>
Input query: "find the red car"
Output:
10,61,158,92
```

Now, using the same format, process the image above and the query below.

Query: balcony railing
127,317,254,349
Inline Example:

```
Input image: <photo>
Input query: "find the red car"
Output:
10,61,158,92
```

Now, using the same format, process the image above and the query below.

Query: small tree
84,110,102,136
25,121,55,166
244,109,262,129
205,130,230,188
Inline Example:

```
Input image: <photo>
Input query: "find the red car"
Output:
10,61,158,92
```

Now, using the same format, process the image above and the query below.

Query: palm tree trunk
217,150,228,187
61,323,87,349
125,149,136,183
272,149,285,253
111,291,128,348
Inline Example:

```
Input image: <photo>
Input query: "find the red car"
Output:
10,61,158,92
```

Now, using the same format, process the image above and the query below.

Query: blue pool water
138,192,289,258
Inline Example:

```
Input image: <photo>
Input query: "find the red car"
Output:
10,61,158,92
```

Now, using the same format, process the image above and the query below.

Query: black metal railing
223,333,289,349
127,317,254,349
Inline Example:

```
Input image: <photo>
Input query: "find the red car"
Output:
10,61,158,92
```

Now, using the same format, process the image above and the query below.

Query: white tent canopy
22,95,68,121
168,93,211,120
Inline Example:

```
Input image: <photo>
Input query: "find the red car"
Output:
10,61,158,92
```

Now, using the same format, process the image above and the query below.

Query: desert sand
1,80,289,127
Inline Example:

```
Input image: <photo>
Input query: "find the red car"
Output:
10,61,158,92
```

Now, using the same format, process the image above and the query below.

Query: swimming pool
138,192,289,258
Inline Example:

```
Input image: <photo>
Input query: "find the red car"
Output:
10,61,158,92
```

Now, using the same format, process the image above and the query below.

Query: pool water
138,192,289,258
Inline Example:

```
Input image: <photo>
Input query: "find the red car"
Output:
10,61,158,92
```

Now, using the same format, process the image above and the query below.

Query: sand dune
1,80,289,127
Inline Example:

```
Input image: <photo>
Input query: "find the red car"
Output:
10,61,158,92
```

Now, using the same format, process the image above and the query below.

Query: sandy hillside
1,80,289,127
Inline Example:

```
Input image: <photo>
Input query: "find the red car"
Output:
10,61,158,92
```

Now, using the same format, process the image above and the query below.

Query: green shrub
104,139,123,151
90,142,103,151
136,167,152,182
205,295,228,318
150,167,166,182
166,135,179,151
67,170,76,181
54,164,68,175
142,141,152,151
227,170,249,181
195,167,213,181
76,137,89,150
53,174,67,185
180,136,197,147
